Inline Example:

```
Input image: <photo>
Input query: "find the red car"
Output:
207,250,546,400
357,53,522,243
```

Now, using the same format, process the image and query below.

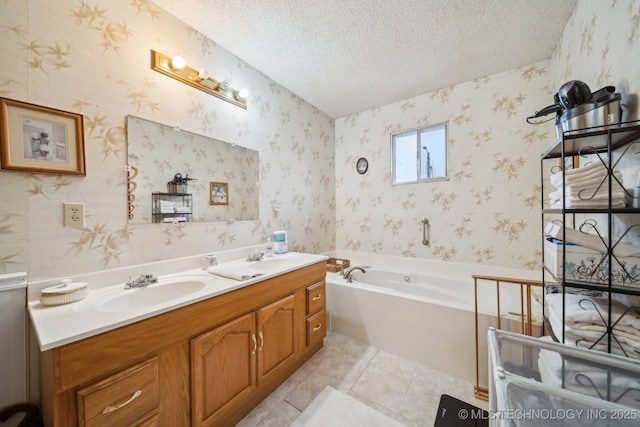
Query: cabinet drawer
306,309,326,346
135,413,159,427
306,282,325,315
77,357,159,427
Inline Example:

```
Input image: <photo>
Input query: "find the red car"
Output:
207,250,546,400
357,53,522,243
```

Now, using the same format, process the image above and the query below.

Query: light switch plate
63,203,85,228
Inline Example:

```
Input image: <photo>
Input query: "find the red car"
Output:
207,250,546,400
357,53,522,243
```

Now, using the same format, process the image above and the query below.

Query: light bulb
171,55,186,70
238,88,249,99
197,68,209,80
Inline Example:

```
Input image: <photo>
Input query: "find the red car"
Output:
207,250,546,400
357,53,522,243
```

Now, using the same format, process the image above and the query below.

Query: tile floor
237,332,488,427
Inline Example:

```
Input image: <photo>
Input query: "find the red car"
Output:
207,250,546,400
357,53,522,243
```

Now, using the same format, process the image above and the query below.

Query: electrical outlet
63,203,85,228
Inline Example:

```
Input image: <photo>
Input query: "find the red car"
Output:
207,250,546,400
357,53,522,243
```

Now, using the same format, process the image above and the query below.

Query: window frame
390,122,448,185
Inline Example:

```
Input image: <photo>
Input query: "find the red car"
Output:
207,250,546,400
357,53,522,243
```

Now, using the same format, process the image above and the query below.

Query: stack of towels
546,292,640,359
538,336,640,407
159,200,175,213
549,161,625,209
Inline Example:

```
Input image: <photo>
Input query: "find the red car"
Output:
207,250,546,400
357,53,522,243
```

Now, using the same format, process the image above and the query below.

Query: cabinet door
191,313,257,427
256,294,296,385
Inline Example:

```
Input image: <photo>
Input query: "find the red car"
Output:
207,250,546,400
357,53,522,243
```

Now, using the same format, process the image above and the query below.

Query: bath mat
290,385,402,427
434,394,488,427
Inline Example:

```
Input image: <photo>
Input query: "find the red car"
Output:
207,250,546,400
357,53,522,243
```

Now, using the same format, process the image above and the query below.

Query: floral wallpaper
0,0,335,281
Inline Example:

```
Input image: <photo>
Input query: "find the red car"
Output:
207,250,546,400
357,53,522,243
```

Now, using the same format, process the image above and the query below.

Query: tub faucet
125,273,158,289
343,266,366,283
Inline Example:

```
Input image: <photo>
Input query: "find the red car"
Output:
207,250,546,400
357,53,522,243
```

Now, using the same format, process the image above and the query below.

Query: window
391,123,447,184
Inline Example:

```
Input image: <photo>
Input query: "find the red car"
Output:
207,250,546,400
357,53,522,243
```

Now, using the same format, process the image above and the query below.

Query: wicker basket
326,257,350,273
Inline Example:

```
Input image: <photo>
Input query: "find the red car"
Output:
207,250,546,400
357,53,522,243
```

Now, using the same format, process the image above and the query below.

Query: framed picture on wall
210,181,229,206
0,97,86,175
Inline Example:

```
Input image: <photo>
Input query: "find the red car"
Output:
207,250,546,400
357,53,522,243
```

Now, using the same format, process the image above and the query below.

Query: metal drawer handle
251,333,257,354
103,389,142,414
312,323,322,332
312,294,322,301
258,331,264,351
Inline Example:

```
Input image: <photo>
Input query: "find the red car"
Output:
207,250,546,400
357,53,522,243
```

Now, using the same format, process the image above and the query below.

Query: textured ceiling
151,0,577,118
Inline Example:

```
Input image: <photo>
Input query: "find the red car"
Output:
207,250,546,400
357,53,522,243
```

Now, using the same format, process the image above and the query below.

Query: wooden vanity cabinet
190,294,297,427
305,281,326,346
39,261,326,427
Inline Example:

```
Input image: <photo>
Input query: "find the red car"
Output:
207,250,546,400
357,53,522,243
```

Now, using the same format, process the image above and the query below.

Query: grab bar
421,218,429,246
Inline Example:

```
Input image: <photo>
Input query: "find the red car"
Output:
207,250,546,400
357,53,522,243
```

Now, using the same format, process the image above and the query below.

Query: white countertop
28,251,327,351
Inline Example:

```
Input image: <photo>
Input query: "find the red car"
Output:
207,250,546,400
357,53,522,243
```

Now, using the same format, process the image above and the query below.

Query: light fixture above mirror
150,50,248,109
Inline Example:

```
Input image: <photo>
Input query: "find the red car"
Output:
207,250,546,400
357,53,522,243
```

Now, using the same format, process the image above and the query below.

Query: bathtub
325,252,542,385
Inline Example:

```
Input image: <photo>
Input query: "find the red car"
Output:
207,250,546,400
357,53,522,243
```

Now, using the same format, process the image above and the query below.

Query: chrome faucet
246,252,264,262
343,266,366,283
125,273,158,289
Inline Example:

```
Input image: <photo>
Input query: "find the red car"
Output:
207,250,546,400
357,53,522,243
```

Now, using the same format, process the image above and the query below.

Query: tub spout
343,266,366,283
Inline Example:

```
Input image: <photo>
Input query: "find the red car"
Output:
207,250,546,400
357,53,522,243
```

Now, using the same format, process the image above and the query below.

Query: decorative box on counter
326,257,350,273
544,237,640,288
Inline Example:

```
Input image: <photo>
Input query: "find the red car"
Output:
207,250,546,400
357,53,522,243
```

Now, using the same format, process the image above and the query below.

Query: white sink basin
244,254,307,272
96,279,207,313
245,258,297,271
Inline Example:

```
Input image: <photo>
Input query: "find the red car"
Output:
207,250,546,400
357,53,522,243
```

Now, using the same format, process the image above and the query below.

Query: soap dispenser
265,238,273,258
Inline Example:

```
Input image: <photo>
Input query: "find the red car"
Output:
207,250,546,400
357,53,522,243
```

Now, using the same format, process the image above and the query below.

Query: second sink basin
244,253,306,272
96,279,207,313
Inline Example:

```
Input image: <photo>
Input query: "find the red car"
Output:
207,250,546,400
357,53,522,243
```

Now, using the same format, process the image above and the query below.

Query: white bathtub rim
326,272,476,314
326,250,542,283
324,252,543,318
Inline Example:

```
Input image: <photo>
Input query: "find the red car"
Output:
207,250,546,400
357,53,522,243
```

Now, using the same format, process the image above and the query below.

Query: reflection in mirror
126,115,259,224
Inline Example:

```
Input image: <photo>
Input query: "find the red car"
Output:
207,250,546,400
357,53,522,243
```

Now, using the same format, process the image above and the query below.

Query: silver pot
555,93,621,139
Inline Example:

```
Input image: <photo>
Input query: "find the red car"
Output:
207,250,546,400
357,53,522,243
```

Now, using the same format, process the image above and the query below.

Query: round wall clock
356,157,368,174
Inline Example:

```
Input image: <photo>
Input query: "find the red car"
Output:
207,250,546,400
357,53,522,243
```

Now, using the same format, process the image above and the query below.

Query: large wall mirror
127,115,259,224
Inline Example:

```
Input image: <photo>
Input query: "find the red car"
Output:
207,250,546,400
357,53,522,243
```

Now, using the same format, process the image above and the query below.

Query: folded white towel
550,177,624,196
549,187,626,203
549,309,640,354
546,293,640,330
550,174,624,194
551,171,623,192
550,161,610,186
538,345,640,406
207,265,264,281
549,198,626,209
547,308,640,360
162,216,187,223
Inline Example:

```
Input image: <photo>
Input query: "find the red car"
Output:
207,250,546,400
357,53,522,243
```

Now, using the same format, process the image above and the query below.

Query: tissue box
545,223,640,257
544,237,640,287
272,230,288,254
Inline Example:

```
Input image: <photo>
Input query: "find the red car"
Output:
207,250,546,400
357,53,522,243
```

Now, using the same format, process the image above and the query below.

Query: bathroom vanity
30,253,327,427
